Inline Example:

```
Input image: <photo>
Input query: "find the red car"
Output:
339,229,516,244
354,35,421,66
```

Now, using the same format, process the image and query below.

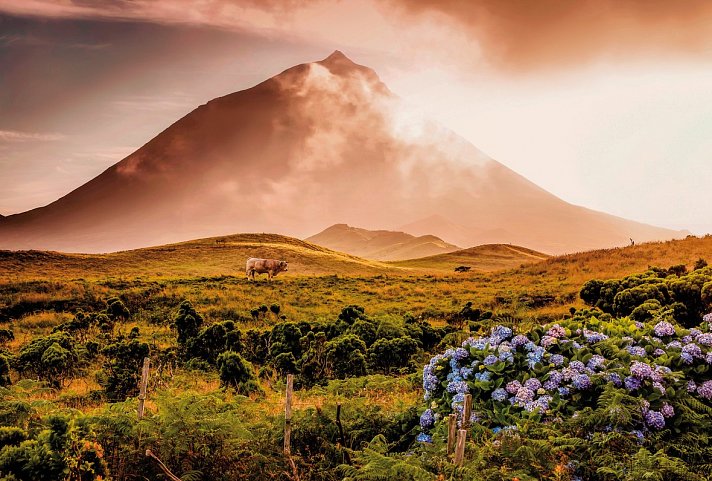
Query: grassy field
2,234,712,480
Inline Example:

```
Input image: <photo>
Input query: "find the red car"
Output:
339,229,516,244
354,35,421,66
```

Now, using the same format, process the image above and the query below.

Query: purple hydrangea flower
660,403,675,418
515,387,535,403
653,382,666,394
569,360,586,372
491,387,508,402
561,367,577,381
687,380,697,393
697,333,712,346
524,378,542,391
587,355,606,371
630,361,653,379
511,335,528,347
682,343,702,359
666,341,682,349
460,367,474,379
698,380,712,400
653,321,675,337
547,324,566,338
505,381,522,395
653,348,665,357
706,352,712,365
550,354,565,366
645,410,666,430
541,335,557,348
703,313,712,324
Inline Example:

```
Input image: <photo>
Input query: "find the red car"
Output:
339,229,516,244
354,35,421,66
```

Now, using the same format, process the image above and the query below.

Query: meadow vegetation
0,234,712,479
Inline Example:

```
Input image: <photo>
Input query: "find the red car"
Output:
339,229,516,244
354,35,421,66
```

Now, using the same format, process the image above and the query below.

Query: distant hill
0,51,686,254
306,224,459,261
391,244,550,272
0,233,397,280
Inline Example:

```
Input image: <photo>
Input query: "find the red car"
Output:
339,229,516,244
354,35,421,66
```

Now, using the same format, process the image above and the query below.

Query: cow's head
280,260,288,272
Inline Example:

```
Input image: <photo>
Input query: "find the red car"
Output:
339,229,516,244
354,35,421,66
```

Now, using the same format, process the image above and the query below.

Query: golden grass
391,243,550,272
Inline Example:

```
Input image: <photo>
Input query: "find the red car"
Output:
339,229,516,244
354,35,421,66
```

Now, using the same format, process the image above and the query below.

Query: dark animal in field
246,258,288,280
454,265,471,272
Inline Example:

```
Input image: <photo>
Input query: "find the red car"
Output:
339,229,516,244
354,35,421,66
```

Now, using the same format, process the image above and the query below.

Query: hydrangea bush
418,312,712,442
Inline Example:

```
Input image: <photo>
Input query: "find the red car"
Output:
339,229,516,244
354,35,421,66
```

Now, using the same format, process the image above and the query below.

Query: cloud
0,0,322,30
385,0,712,71
0,130,65,142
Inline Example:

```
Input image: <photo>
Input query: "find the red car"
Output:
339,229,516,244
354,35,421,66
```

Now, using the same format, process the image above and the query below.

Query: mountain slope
0,51,686,254
306,223,459,260
391,244,550,272
0,233,397,280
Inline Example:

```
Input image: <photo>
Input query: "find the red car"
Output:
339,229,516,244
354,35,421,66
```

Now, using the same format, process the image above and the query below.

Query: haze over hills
306,223,459,261
0,51,686,254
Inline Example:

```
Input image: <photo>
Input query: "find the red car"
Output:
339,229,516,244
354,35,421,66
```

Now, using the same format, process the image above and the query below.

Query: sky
1,0,711,233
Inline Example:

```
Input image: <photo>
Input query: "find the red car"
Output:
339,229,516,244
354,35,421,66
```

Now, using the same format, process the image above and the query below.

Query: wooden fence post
284,374,293,456
454,429,466,466
137,357,150,420
462,393,472,429
447,413,457,455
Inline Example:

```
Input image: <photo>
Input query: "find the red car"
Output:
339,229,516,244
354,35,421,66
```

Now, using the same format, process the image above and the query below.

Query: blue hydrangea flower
627,346,646,357
420,409,435,428
491,325,513,341
447,380,469,394
605,372,622,387
483,355,498,366
572,374,591,390
624,376,641,391
416,433,433,443
587,355,606,371
558,387,570,396
583,329,608,343
475,371,492,382
498,351,514,363
491,387,508,402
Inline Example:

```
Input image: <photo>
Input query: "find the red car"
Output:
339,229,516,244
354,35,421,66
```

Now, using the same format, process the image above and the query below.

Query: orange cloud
386,0,712,70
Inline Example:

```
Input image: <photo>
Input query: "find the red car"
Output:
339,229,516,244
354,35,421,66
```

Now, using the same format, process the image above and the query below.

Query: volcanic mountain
306,224,459,261
0,51,686,254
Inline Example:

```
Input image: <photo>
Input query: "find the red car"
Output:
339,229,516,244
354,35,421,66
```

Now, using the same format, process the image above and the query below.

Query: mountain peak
321,50,351,64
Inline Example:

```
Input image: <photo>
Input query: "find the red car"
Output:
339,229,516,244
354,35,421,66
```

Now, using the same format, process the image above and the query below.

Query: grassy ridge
391,243,550,272
0,233,397,280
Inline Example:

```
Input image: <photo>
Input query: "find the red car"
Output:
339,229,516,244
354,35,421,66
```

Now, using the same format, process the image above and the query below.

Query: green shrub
216,351,261,395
